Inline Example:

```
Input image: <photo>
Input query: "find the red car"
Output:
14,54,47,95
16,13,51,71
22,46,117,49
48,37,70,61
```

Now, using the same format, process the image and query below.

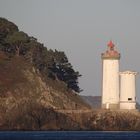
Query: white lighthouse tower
119,71,137,110
101,41,120,109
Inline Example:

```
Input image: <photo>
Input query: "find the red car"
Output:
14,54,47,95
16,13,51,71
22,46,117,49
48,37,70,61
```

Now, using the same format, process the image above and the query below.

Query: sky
0,0,140,102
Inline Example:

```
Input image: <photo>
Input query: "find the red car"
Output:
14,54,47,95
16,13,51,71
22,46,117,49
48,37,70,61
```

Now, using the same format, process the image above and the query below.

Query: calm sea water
0,131,140,140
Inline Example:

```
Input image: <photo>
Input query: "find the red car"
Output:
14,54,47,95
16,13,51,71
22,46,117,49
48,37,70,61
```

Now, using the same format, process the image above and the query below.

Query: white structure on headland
101,41,120,109
119,71,137,109
101,41,138,110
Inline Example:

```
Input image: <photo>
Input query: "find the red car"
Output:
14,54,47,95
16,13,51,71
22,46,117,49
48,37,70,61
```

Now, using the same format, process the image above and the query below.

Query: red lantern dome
101,41,120,59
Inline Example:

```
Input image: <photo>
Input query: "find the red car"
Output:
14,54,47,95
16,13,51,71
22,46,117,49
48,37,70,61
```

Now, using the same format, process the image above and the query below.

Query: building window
128,98,132,101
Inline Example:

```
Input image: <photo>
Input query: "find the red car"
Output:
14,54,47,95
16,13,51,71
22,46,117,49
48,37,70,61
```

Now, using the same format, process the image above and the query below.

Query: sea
0,131,140,140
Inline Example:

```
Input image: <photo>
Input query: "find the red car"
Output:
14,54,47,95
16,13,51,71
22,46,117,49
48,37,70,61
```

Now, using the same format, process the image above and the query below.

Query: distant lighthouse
101,41,120,109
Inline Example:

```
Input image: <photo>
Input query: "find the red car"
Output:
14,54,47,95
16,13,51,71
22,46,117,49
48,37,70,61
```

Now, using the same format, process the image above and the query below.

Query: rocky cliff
0,50,91,130
0,18,91,130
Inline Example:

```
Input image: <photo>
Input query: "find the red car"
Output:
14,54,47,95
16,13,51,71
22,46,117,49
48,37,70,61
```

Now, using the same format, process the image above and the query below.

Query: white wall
120,102,136,109
119,71,137,109
102,59,119,105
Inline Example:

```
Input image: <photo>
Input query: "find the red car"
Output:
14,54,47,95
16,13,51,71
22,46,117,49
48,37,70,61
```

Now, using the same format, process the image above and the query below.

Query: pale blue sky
0,0,140,101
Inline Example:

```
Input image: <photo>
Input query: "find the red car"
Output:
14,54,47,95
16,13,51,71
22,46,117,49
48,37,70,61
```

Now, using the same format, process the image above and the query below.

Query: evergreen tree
48,51,81,92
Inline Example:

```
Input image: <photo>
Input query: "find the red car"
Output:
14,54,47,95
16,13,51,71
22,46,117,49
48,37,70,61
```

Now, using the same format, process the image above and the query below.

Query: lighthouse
101,41,120,109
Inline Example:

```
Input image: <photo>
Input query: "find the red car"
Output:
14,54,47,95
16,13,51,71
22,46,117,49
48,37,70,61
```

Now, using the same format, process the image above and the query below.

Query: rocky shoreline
1,108,140,131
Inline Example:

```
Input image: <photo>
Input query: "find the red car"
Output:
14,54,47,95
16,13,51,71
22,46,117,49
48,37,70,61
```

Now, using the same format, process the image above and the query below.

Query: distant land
0,17,140,131
81,96,101,108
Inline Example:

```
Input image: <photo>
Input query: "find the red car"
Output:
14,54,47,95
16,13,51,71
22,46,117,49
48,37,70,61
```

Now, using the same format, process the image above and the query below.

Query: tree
48,51,82,92
5,31,29,55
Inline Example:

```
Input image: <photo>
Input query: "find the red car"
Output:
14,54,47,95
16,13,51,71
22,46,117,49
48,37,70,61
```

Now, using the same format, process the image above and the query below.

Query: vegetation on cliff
0,17,82,93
